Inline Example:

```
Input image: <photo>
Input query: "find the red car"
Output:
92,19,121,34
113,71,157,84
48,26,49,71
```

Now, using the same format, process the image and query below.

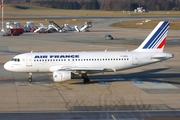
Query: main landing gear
82,73,90,83
28,73,32,82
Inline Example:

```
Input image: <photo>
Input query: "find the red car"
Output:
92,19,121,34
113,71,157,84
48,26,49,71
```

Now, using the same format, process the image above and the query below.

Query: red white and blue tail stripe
134,21,170,52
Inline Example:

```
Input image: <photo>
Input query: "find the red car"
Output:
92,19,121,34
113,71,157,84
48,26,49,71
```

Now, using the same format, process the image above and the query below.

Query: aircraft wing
62,66,115,74
64,67,112,71
49,66,115,73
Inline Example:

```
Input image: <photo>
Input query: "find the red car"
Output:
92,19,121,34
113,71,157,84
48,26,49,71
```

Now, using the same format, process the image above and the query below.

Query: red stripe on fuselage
157,37,166,48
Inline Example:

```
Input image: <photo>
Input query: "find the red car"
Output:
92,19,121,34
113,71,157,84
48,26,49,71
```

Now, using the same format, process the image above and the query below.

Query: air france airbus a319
4,21,174,83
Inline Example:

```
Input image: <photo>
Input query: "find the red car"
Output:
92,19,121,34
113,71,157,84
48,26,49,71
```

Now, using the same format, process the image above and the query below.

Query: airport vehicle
2,22,24,36
2,28,24,36
75,22,92,32
4,21,173,83
33,21,92,33
48,21,64,32
105,34,113,40
33,23,46,33
24,21,36,32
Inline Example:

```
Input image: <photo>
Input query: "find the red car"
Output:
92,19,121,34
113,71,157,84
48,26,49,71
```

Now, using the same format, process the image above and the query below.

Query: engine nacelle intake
53,71,73,82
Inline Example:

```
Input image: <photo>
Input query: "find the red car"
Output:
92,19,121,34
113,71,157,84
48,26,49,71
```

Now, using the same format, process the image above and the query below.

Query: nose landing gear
28,73,32,82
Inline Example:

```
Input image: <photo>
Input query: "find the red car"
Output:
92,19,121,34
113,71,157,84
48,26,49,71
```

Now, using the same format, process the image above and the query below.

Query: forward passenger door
26,55,32,66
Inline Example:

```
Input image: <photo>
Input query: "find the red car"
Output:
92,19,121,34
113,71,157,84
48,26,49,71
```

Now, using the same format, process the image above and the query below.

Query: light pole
1,0,4,32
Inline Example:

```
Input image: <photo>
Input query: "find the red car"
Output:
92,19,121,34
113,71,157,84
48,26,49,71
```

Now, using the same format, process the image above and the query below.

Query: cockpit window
11,58,20,62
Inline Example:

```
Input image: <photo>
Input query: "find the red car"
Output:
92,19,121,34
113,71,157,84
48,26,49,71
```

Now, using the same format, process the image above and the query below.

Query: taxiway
0,17,180,119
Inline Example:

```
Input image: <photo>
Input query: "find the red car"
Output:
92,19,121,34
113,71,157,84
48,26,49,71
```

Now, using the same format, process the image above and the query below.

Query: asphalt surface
0,110,180,120
0,16,180,120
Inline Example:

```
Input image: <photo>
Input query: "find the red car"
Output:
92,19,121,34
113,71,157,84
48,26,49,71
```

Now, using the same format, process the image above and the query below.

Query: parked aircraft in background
4,21,173,83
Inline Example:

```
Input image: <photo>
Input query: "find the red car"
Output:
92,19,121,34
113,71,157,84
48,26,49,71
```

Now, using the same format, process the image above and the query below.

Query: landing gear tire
28,78,32,83
82,74,90,83
28,73,32,83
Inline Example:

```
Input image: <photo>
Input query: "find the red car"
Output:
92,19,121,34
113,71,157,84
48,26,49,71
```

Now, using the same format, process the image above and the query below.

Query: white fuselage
4,51,173,73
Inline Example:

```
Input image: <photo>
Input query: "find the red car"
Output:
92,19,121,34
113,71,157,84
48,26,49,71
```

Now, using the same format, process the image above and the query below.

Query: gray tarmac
0,110,180,120
0,17,180,119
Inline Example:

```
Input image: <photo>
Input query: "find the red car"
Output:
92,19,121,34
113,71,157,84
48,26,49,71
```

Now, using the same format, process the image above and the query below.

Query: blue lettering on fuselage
34,55,48,58
34,55,79,59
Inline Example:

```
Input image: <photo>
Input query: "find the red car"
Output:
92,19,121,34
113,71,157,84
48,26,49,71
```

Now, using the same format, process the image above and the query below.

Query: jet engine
53,71,73,82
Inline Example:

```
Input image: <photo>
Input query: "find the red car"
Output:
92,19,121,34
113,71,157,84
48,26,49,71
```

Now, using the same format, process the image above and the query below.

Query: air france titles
34,55,79,59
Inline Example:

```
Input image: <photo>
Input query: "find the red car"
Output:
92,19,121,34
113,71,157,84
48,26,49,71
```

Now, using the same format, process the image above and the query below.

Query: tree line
34,0,180,11
34,0,99,10
5,0,180,11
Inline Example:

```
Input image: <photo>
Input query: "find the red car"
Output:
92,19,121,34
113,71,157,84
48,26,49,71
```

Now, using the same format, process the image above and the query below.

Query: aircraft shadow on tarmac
70,68,180,85
2,68,180,85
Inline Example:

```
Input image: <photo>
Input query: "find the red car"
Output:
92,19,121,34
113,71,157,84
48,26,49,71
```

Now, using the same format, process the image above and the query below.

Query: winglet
134,21,170,52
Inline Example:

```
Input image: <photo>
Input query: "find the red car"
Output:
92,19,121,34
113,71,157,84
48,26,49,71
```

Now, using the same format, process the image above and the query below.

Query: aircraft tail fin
134,21,170,52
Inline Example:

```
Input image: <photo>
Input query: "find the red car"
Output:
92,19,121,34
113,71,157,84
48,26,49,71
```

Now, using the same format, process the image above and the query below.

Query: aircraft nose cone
4,62,11,71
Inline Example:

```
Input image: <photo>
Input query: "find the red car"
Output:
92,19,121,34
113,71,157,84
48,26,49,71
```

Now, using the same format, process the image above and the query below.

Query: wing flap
63,67,104,71
49,65,114,72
